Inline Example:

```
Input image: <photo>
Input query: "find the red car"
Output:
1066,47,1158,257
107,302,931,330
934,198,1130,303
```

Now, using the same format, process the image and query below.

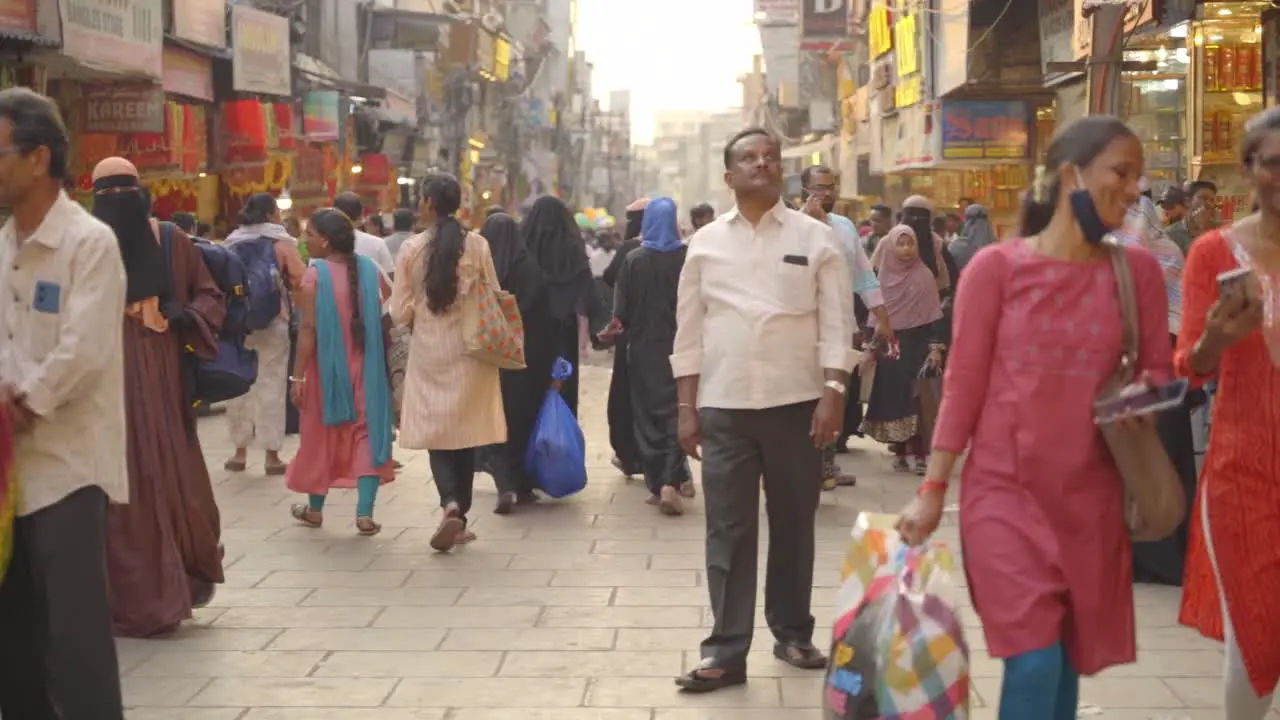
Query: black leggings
430,449,477,525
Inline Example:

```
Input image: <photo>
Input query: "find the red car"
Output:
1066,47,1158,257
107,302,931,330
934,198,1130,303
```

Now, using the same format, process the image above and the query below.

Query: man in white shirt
335,191,396,278
0,88,125,719
801,165,894,488
670,128,856,692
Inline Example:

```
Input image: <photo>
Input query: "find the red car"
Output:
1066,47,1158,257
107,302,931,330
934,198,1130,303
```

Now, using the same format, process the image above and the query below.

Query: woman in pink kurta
286,210,395,536
897,117,1173,719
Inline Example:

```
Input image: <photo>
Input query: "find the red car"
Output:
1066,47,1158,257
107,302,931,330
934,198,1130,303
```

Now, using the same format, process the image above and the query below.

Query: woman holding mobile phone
895,116,1173,718
1176,108,1280,719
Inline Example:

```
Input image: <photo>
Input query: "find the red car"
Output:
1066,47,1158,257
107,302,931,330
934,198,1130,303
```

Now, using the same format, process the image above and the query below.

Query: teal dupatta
313,257,393,467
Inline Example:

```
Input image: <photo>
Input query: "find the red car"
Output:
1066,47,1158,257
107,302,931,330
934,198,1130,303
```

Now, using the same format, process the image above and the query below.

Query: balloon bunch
575,207,616,229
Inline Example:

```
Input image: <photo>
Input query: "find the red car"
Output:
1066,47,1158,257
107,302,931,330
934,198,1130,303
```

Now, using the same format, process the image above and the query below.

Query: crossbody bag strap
1105,238,1140,385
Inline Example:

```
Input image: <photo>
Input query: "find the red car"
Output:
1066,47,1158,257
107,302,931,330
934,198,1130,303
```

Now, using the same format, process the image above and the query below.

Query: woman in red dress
1177,107,1280,718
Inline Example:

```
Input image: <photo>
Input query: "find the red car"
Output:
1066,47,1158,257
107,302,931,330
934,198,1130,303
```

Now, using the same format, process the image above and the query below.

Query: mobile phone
1093,378,1190,424
1218,267,1253,294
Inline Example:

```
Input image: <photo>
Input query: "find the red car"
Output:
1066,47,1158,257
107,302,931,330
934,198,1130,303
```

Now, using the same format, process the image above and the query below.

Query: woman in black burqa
599,200,647,477
477,213,555,514
520,195,605,415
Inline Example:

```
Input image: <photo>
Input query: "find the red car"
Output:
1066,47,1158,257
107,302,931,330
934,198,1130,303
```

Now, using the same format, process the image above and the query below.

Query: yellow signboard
868,1,892,58
893,0,922,108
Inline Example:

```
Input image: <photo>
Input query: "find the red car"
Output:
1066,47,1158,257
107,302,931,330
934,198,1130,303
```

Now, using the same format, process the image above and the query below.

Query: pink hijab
871,224,944,330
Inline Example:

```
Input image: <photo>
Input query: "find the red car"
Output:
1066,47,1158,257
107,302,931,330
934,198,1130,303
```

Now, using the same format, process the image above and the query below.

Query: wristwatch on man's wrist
824,380,847,396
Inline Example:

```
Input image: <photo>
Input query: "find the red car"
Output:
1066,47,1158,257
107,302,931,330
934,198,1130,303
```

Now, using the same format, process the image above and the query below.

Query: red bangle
917,480,948,496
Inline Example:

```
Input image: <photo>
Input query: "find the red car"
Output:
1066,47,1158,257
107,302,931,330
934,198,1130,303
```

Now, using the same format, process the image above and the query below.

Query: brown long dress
107,223,226,638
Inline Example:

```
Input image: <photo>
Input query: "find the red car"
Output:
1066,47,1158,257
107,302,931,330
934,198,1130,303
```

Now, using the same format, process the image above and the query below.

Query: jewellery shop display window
1191,2,1268,222
1121,42,1190,195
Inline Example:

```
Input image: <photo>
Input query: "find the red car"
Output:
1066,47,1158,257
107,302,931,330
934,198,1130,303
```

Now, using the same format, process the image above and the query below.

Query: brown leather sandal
290,504,322,528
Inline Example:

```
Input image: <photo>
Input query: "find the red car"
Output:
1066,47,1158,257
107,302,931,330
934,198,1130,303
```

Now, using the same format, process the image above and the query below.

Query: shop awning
164,34,232,60
781,135,835,160
0,29,57,47
294,54,387,100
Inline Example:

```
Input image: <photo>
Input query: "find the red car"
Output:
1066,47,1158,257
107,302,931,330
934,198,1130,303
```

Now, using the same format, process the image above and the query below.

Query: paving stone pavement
116,362,1275,719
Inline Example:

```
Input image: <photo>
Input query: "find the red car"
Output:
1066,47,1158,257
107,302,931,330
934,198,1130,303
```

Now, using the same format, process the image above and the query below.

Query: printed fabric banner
940,100,1030,161
232,5,291,96
303,91,340,142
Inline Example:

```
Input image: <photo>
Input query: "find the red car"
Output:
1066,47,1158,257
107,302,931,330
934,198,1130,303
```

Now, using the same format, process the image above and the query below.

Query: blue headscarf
640,197,683,253
313,255,393,467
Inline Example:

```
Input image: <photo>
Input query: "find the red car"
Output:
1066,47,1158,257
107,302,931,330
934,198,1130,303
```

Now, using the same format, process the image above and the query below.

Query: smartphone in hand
1094,378,1190,424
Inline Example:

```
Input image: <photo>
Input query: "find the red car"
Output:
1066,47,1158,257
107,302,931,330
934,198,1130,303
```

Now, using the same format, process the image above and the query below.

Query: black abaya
1132,334,1200,586
614,244,688,494
604,238,643,472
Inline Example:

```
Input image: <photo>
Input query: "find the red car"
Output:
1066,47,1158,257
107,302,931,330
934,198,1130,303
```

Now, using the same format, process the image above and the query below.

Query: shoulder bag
1095,239,1186,542
458,241,527,370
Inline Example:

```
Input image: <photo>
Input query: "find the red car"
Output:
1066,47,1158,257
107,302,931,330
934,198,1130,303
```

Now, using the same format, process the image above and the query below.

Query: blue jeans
1000,643,1078,720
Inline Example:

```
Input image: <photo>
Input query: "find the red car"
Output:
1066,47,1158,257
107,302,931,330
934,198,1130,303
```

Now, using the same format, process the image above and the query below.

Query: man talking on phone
800,165,893,485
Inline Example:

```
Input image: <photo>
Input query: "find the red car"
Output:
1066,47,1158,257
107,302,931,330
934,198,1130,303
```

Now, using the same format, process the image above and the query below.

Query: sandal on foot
658,487,684,517
773,642,826,669
835,473,858,487
913,457,928,476
679,481,697,499
264,461,288,476
430,510,465,552
224,459,247,472
494,492,517,515
290,504,323,528
892,457,911,473
675,664,747,693
454,530,477,545
356,517,382,537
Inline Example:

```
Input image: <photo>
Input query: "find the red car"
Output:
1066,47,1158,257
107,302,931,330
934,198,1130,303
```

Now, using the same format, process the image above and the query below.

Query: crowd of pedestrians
0,81,1279,719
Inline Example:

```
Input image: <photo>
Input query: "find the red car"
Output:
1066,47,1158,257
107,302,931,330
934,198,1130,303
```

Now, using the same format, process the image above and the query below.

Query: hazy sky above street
574,0,761,145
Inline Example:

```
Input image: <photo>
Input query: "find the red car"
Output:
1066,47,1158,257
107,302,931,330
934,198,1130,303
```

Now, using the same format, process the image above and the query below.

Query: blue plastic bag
525,357,588,498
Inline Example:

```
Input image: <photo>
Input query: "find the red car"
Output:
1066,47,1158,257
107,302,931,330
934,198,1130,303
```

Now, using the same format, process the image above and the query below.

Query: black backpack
159,223,258,407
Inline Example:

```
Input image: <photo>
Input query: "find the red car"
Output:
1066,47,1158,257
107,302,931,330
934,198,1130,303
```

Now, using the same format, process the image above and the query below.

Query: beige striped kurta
390,229,507,450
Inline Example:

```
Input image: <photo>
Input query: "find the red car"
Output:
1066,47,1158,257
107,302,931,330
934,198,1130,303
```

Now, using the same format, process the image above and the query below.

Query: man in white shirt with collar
671,127,856,692
0,88,125,719
335,191,396,279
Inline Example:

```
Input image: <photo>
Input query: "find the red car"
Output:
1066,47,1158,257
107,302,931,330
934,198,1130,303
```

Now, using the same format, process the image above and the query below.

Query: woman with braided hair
392,173,506,552
285,209,395,537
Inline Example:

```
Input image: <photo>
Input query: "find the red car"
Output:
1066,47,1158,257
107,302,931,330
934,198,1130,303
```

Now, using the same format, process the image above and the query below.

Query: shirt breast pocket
774,260,816,313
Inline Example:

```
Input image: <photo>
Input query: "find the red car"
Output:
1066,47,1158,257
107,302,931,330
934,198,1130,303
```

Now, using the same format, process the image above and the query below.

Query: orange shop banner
80,83,166,134
0,0,35,35
162,45,214,103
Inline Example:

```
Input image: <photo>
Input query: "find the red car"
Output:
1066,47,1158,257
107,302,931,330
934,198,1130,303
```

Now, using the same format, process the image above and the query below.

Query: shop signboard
940,100,1030,160
303,91,340,142
369,49,418,101
173,0,225,48
476,29,496,78
755,0,799,23
232,5,291,96
801,0,853,51
1074,0,1155,61
891,0,926,109
882,101,939,172
81,83,166,134
0,0,36,35
1038,0,1075,82
57,0,163,78
162,45,214,102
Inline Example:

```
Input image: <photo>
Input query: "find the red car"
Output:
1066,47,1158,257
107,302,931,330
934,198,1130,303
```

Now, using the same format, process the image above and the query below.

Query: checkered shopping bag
825,513,970,719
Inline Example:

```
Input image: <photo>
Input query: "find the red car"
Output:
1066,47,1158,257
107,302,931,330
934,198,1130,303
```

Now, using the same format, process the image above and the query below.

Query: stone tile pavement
116,360,1274,719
